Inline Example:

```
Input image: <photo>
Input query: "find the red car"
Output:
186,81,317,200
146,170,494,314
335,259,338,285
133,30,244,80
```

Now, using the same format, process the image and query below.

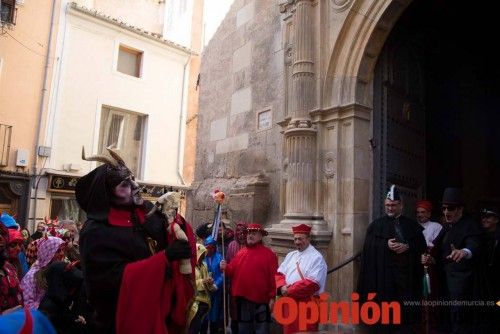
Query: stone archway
316,0,414,301
323,0,412,108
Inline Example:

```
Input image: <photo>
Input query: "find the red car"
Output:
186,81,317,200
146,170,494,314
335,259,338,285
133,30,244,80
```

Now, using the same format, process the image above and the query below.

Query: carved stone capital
286,117,313,130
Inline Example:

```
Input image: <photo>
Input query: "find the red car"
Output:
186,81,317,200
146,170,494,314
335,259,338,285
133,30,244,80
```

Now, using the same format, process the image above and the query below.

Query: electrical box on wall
38,146,51,157
16,149,29,167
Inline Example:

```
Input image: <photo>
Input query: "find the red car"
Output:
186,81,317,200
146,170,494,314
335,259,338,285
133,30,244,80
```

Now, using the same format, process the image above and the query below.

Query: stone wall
188,0,285,229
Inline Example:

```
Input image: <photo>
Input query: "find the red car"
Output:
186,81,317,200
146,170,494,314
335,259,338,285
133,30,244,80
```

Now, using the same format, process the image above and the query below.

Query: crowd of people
358,185,500,334
0,212,86,333
0,146,497,334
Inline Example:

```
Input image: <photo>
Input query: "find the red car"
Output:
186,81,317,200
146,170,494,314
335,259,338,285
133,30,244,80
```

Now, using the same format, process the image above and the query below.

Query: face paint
111,176,143,206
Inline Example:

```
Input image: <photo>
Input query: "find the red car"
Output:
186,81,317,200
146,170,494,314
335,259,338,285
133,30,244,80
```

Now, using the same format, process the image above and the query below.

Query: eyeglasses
442,205,457,212
8,243,21,249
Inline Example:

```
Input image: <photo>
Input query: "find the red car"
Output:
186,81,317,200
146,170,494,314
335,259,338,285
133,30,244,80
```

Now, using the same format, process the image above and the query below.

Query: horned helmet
76,147,143,219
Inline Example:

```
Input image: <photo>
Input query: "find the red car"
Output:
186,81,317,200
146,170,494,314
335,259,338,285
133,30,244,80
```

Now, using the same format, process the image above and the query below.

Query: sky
202,0,235,47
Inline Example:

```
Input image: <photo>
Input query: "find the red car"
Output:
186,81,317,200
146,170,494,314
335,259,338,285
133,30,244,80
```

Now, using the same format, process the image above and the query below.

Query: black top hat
441,187,464,205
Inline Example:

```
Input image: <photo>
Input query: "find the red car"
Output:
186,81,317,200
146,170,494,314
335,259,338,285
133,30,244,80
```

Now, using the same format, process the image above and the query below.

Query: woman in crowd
20,236,65,309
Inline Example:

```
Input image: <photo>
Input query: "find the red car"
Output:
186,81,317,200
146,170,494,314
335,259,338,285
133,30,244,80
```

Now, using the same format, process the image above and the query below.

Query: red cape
116,214,196,334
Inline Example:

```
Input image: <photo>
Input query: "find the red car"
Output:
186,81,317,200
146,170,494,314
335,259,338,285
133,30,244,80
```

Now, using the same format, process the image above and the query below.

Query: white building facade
31,1,194,227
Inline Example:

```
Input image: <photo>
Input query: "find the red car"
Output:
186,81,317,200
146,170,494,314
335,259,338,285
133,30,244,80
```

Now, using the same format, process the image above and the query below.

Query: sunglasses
442,205,457,212
8,243,21,249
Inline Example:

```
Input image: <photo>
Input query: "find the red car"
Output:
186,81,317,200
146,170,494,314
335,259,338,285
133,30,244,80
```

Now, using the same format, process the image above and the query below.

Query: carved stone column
269,0,331,257
290,0,314,119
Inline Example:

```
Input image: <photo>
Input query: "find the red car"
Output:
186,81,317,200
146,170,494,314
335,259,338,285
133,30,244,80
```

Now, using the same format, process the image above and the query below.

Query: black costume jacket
433,215,481,298
79,203,167,332
358,215,427,302
480,227,500,298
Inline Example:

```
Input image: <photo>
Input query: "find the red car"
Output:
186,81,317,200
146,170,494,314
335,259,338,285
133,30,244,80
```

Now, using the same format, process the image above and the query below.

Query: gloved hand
165,239,192,261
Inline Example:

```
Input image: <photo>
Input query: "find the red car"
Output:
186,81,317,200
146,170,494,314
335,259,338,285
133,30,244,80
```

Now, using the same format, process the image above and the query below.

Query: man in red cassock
220,223,277,334
275,224,327,334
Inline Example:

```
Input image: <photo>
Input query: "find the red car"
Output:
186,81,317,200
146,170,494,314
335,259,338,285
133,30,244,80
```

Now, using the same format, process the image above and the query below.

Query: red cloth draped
275,273,320,334
116,252,173,334
116,214,196,334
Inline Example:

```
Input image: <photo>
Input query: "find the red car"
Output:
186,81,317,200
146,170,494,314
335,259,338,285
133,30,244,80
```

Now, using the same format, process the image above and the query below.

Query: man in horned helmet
76,148,195,334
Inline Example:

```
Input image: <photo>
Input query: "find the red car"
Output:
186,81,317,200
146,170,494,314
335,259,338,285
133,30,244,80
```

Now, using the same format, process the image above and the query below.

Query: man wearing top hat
275,224,327,334
220,223,277,334
429,187,482,334
357,184,427,333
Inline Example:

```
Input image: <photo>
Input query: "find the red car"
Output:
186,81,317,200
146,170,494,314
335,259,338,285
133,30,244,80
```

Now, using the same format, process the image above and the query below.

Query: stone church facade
188,0,496,303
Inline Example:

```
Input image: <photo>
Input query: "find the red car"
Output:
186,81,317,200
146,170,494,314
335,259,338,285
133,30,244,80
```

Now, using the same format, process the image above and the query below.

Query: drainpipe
29,0,57,229
177,54,191,186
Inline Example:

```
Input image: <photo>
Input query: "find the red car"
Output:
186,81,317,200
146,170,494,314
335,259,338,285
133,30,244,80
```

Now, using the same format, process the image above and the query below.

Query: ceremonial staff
211,189,227,333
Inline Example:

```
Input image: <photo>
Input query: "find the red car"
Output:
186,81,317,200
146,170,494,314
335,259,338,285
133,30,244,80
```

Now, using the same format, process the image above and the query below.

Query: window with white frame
98,107,146,176
117,44,143,78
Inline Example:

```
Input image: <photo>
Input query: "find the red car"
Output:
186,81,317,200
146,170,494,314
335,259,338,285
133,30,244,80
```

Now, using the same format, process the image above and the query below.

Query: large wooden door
373,31,426,218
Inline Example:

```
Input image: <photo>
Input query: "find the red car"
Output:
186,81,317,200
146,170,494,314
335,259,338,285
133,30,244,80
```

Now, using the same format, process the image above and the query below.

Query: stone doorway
372,0,500,218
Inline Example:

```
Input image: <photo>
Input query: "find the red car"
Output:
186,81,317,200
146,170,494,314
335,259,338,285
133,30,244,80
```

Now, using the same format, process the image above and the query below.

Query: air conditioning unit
16,149,28,167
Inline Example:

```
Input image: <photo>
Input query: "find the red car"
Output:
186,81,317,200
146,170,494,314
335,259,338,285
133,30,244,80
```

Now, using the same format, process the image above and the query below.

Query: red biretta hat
292,224,312,235
416,200,433,212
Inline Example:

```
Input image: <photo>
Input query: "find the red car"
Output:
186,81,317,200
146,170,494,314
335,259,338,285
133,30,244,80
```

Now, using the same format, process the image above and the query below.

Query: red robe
225,243,277,304
275,273,320,334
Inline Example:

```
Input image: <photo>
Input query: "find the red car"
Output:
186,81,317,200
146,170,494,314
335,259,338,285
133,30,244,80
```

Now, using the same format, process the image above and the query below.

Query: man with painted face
275,224,327,334
357,184,427,333
76,148,194,334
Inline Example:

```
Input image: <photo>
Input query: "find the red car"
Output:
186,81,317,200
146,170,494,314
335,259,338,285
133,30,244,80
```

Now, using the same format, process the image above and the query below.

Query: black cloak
357,215,427,329
76,164,169,333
